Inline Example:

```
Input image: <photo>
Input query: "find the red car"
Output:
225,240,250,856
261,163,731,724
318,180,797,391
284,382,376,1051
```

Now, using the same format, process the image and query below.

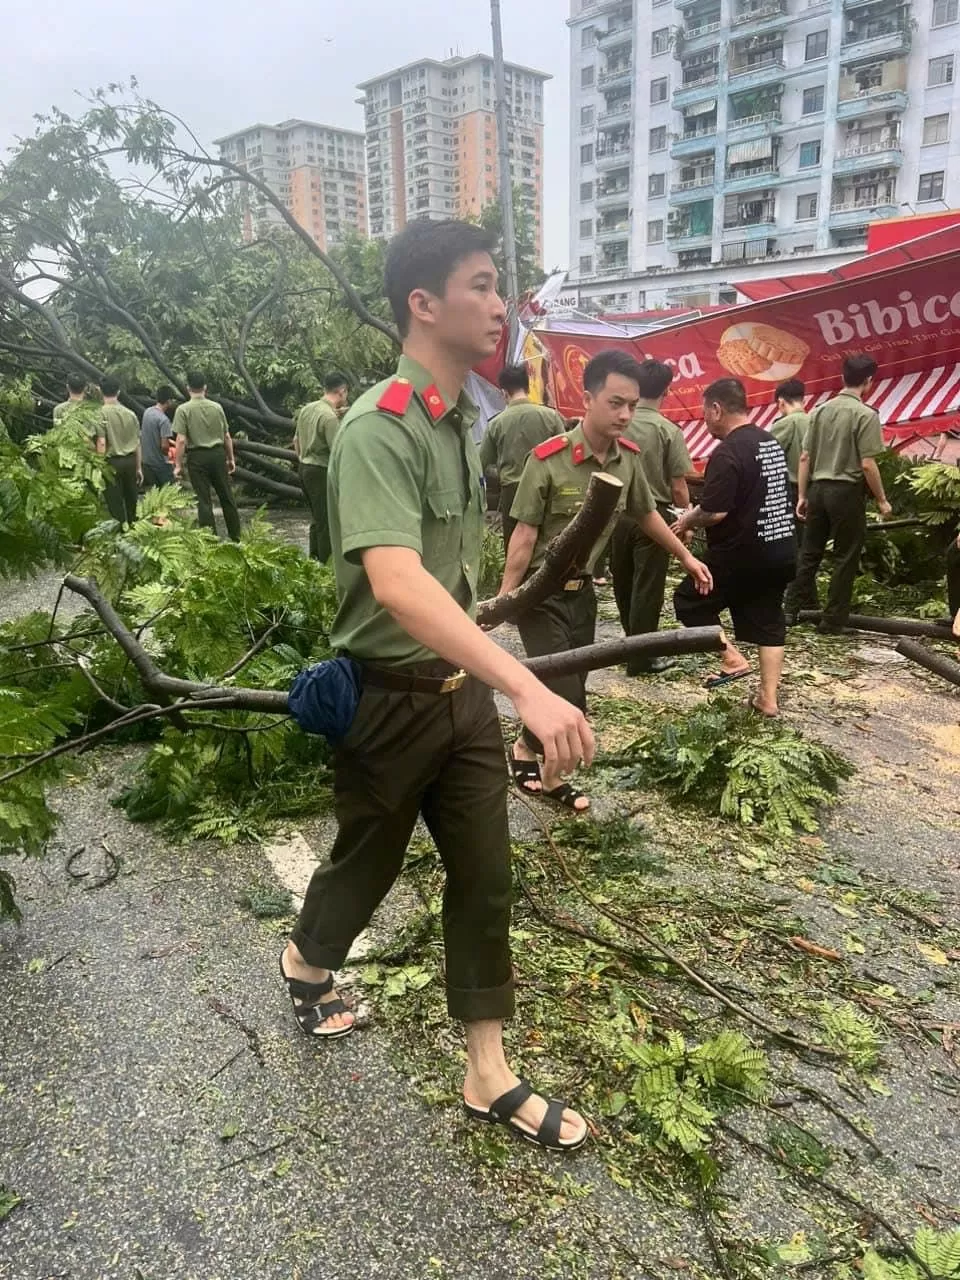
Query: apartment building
357,54,549,264
214,120,367,249
568,0,960,311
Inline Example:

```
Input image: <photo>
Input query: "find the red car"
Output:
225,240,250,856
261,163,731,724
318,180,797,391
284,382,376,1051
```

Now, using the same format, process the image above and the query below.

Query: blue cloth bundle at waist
288,657,362,744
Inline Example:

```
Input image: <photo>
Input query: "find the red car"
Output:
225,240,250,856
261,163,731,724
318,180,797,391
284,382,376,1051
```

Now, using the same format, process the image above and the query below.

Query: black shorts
674,561,795,647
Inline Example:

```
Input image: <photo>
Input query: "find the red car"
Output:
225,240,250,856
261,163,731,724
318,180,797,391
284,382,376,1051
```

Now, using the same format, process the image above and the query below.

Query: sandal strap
280,954,335,1002
298,998,349,1032
542,783,585,810
538,1098,565,1149
488,1078,534,1123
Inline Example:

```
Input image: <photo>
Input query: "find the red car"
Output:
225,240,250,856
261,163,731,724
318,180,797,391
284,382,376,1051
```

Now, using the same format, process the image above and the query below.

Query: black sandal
541,782,590,813
464,1078,587,1152
279,952,354,1040
510,753,542,795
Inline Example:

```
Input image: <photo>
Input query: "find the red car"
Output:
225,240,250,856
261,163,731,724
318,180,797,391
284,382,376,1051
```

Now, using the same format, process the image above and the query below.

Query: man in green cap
293,372,350,561
500,349,712,812
172,372,242,541
279,219,594,1154
609,358,693,676
480,363,566,552
97,375,142,526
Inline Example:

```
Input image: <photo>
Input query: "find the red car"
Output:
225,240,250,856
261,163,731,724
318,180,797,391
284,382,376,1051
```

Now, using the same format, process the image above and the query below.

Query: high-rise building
357,54,549,264
567,0,960,311
214,120,367,249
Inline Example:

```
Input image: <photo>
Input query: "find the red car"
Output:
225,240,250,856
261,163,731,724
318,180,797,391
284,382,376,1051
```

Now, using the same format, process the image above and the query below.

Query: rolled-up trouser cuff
447,974,515,1023
289,928,350,973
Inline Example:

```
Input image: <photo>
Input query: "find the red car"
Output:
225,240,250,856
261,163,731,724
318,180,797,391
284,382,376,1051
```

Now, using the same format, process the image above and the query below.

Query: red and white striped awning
681,363,960,463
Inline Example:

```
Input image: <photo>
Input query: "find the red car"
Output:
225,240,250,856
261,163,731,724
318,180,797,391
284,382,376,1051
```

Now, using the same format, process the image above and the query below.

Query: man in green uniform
293,372,349,561
784,354,892,633
280,220,593,1153
53,374,87,423
771,378,809,540
609,359,693,676
96,376,142,526
501,349,712,812
479,364,567,552
172,372,242,542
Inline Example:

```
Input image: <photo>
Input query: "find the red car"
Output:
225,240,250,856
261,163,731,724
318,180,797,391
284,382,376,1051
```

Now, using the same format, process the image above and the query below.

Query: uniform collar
568,421,620,466
838,388,864,402
631,405,665,427
396,355,479,431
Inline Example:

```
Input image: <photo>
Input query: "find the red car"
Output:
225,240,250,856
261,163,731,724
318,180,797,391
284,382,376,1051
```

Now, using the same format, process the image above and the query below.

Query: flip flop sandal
541,782,590,813
279,952,354,1040
510,754,542,794
746,693,780,719
703,668,751,690
464,1078,587,1153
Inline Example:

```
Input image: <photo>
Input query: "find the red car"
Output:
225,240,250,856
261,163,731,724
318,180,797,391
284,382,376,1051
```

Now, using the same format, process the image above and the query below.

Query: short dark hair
635,359,674,401
100,375,121,398
703,377,748,415
583,349,645,396
66,374,86,394
156,385,176,404
498,364,530,395
384,218,496,337
186,370,207,391
324,371,348,392
842,353,878,387
775,378,805,403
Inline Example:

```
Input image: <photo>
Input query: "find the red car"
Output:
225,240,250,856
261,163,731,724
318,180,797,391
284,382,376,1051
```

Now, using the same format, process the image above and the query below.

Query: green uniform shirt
99,403,140,457
623,406,693,507
295,398,340,468
173,397,229,450
770,410,810,485
806,390,883,483
510,424,656,575
328,355,483,665
479,399,567,487
53,400,104,440
53,400,76,423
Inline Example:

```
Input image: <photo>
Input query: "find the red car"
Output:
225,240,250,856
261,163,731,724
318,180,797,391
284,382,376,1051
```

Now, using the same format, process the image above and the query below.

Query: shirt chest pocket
552,493,583,520
424,487,465,564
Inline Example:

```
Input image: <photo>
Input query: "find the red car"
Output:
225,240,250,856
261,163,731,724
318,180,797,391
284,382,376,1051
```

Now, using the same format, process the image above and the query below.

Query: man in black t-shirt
672,378,796,716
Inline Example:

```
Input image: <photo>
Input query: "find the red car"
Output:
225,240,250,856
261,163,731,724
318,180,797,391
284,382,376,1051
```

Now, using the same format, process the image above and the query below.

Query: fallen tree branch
232,466,304,502
798,611,954,640
523,626,722,678
476,472,624,628
232,448,302,488
895,638,960,688
233,439,298,465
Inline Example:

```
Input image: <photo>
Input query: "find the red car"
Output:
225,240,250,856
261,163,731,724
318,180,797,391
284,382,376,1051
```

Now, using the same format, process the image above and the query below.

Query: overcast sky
2,0,571,267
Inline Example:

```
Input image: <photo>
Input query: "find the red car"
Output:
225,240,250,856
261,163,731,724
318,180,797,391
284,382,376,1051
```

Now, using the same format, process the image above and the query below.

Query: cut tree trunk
798,611,955,640
233,466,304,502
523,626,722,678
476,472,623,629
895,638,960,688
234,451,303,487
234,439,299,465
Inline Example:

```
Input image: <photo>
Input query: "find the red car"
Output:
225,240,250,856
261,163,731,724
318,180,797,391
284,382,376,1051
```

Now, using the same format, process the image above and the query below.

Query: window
805,30,828,60
581,65,596,88
649,125,667,151
580,218,594,237
923,113,950,145
802,85,825,114
652,28,671,54
581,143,595,164
580,105,595,127
797,193,818,220
799,139,822,168
647,218,664,243
648,172,666,197
651,77,668,103
918,171,945,201
933,0,959,24
579,255,594,274
580,180,594,201
928,54,955,85
582,25,596,47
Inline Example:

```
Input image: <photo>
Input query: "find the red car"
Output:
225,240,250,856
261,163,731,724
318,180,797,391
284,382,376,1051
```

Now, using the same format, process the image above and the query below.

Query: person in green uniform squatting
770,378,810,541
479,363,567,553
293,372,350,562
500,350,713,813
279,219,595,1153
172,372,242,542
784,353,892,633
97,376,142,526
609,359,694,677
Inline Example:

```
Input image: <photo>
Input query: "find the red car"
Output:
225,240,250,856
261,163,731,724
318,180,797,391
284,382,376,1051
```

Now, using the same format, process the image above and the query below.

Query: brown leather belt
563,577,590,592
361,661,468,695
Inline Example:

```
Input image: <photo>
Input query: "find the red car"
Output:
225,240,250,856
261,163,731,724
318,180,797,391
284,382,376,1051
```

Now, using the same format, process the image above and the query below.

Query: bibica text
815,290,960,346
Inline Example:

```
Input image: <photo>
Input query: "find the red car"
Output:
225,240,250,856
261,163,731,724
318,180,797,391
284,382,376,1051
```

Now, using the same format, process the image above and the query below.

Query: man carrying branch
499,350,712,813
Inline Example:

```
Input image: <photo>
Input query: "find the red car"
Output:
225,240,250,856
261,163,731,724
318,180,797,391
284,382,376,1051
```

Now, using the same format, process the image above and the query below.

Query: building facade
567,0,960,310
357,55,549,263
214,120,367,249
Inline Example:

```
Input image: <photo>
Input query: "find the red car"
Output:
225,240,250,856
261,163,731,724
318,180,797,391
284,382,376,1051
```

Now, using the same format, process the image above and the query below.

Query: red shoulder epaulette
618,436,641,453
376,377,415,417
532,434,569,461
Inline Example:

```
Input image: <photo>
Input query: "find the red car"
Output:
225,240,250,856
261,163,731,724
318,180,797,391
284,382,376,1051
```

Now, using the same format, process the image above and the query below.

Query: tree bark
233,439,299,464
523,626,722,678
232,466,304,502
895,639,960,687
476,472,624,629
232,448,302,488
798,611,955,640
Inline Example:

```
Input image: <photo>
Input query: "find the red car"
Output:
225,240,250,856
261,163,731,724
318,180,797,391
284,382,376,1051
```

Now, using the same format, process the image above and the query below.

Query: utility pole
490,0,520,354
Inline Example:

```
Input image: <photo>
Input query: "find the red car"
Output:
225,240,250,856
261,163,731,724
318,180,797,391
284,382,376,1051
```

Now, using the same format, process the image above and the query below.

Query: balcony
599,62,634,89
723,214,777,233
684,18,722,40
724,162,779,190
668,228,714,246
729,55,785,87
731,0,789,34
829,196,897,225
598,101,633,126
597,22,634,49
671,129,718,157
841,23,911,57
835,141,904,173
673,73,720,107
720,236,776,262
596,220,631,241
669,174,716,202
596,143,633,169
596,183,631,208
727,110,782,139
596,262,632,277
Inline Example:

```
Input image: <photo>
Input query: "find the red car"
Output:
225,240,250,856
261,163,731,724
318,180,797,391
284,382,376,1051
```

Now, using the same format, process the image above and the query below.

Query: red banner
538,244,960,425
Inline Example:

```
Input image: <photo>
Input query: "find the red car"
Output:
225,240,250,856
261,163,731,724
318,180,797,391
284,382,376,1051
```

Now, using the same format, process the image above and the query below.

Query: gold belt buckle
563,578,583,592
439,668,468,693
